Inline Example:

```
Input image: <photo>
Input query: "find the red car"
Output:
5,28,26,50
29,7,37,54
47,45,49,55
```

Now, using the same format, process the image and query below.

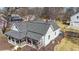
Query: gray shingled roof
29,20,59,32
5,30,26,40
5,20,60,40
13,21,28,35
48,21,60,31
26,31,43,40
27,21,50,35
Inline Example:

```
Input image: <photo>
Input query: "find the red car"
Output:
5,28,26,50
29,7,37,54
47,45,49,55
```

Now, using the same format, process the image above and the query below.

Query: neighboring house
0,17,7,33
70,12,79,30
7,14,23,28
5,20,61,49
8,14,22,22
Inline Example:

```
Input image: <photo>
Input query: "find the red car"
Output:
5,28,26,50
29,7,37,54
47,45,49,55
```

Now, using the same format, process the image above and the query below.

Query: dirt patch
0,33,13,51
19,45,37,51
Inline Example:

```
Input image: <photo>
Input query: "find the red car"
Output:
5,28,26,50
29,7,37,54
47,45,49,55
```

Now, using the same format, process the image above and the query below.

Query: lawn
54,20,79,51
54,37,79,51
56,21,68,32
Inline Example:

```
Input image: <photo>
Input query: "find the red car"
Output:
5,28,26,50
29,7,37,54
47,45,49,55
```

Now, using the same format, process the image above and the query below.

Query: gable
45,26,54,37
11,24,18,31
10,22,28,35
44,26,54,46
44,26,60,46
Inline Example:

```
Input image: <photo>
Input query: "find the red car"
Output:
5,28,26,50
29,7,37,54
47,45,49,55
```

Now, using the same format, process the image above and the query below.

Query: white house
5,20,61,49
70,12,79,30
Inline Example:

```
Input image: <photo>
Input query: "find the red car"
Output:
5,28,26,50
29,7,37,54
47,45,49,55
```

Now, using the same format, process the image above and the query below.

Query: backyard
54,37,79,51
54,20,79,51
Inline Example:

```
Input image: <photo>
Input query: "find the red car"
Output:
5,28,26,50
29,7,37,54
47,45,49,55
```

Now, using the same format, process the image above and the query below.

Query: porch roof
5,30,26,40
26,31,43,41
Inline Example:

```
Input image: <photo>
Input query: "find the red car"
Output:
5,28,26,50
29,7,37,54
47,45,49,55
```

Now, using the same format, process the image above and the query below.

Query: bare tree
28,7,44,18
64,7,75,20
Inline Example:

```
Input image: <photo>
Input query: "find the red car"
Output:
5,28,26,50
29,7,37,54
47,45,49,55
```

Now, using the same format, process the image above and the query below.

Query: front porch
7,36,42,49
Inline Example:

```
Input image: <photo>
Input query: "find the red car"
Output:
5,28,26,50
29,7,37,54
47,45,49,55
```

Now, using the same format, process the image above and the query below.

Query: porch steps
11,46,19,51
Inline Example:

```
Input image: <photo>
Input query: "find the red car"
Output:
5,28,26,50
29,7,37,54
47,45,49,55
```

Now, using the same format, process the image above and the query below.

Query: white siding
38,38,44,48
70,13,79,29
70,22,79,28
11,24,18,31
44,26,60,46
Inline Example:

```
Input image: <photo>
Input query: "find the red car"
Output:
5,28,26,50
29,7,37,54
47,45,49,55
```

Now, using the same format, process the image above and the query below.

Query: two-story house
5,20,61,49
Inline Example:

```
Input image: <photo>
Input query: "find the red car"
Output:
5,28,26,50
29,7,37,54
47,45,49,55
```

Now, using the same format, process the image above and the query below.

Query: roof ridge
28,21,51,25
27,30,43,35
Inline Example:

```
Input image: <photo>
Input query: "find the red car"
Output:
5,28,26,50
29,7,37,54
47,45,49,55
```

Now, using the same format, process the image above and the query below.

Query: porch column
8,36,11,42
27,38,31,44
31,40,33,45
11,37,16,45
14,39,17,45
7,35,9,38
15,40,20,45
25,38,27,43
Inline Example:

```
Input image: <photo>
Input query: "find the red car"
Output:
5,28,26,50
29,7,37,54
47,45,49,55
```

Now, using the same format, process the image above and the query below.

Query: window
77,16,79,19
12,39,14,42
74,21,79,23
48,35,50,39
55,32,56,35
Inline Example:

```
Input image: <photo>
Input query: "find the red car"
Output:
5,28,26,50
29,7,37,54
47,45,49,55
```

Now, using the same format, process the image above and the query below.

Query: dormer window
77,16,79,19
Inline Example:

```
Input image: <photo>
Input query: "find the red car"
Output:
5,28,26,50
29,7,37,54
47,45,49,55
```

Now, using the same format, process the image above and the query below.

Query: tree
41,7,50,19
49,7,64,20
64,7,75,21
28,7,44,18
